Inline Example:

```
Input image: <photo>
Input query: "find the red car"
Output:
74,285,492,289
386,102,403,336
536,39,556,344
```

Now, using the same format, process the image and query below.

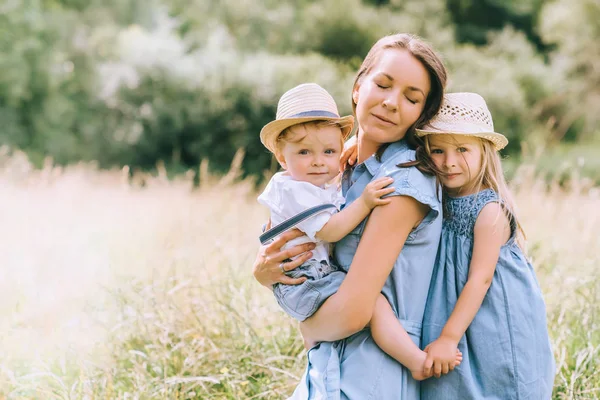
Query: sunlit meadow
0,149,598,399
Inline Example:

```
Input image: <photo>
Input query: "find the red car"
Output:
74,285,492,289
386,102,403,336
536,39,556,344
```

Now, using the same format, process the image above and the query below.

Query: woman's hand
253,228,315,287
339,135,358,171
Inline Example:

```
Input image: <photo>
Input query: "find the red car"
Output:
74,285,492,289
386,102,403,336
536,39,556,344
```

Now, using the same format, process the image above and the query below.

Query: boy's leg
274,260,345,321
370,294,429,380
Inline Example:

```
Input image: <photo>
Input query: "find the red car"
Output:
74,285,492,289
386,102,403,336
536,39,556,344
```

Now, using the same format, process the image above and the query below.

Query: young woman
253,33,448,398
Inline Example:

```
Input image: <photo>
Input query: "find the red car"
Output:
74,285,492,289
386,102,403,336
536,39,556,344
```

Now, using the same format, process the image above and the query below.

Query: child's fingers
423,355,433,376
375,188,395,197
441,362,449,375
369,178,394,190
433,360,442,378
374,198,392,206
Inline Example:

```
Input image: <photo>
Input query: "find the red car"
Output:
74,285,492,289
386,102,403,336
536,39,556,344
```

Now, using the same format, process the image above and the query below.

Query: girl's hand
340,135,358,171
360,177,395,209
423,337,462,378
253,228,315,287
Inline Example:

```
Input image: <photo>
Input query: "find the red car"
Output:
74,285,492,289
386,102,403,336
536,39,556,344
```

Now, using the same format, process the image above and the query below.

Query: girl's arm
300,195,428,341
424,202,511,377
316,177,394,242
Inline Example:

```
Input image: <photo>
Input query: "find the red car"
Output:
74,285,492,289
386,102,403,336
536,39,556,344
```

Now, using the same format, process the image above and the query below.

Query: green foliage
539,0,600,141
0,0,597,179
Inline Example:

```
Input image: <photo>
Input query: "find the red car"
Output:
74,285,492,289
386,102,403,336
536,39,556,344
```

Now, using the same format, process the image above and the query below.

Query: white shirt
258,172,345,263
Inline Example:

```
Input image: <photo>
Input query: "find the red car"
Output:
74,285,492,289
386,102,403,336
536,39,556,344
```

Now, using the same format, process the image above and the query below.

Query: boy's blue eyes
298,149,336,155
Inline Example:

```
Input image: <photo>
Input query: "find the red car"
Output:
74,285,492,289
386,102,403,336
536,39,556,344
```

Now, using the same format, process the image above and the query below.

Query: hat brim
415,128,508,151
260,115,354,154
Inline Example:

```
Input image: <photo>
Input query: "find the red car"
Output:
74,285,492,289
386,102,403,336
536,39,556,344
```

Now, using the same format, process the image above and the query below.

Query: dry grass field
0,149,598,399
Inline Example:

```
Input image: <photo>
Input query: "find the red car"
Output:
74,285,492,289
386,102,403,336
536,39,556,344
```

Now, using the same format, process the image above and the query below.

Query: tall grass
0,149,598,399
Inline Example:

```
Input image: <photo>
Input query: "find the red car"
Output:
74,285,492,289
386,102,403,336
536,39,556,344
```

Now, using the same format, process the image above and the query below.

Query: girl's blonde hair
424,135,527,250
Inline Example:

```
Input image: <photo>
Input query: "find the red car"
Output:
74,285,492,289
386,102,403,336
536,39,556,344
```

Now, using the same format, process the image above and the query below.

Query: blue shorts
273,259,346,321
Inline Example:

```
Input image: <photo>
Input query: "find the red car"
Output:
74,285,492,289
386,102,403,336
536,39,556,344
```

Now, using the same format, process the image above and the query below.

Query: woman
254,33,447,399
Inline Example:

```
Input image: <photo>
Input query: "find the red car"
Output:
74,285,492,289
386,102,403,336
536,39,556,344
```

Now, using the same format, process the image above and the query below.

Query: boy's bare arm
315,177,394,242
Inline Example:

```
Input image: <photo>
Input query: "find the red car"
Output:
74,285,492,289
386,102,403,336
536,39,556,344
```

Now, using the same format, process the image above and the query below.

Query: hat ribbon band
284,110,340,119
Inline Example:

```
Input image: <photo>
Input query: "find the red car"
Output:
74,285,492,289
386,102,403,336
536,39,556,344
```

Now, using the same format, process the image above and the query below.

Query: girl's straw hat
260,83,354,154
416,92,508,150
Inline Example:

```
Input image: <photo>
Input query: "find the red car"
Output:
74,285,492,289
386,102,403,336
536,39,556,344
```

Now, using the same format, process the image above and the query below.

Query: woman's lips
372,114,396,125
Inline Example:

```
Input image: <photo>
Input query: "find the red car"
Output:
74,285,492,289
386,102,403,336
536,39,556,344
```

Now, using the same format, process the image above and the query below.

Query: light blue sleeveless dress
290,140,442,400
421,189,555,399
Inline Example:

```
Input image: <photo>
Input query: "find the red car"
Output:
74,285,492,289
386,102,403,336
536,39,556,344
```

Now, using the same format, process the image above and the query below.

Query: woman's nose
382,96,398,112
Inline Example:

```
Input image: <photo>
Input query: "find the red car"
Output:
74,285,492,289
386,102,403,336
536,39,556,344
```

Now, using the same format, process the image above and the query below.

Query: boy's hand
409,350,433,381
360,177,394,209
423,337,462,378
340,135,358,171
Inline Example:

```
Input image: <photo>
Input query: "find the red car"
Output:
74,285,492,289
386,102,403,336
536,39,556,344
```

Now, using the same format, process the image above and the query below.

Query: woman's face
353,48,431,145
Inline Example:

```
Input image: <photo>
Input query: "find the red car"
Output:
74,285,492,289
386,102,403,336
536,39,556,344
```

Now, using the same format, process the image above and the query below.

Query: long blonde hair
425,136,527,250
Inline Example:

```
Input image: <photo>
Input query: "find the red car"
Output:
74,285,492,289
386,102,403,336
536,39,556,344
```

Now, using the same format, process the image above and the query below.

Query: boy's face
277,123,343,187
427,134,484,196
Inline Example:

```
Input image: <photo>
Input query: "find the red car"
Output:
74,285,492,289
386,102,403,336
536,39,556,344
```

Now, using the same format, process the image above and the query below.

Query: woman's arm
300,195,428,341
423,202,510,377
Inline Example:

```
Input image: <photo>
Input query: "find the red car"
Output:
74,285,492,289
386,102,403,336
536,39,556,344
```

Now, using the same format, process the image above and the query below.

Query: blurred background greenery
1,0,598,182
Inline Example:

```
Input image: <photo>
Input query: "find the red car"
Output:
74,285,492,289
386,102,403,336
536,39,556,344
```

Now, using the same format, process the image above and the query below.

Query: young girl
416,92,555,399
258,82,461,380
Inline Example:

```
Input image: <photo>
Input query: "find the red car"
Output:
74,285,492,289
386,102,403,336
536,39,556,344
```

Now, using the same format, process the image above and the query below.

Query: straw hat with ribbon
416,92,508,150
260,83,354,154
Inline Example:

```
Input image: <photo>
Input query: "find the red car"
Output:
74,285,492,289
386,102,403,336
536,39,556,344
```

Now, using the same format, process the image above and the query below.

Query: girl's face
428,134,484,196
277,123,343,187
352,48,430,145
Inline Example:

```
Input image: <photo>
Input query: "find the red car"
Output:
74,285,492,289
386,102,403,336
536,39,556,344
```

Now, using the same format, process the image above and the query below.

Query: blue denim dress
290,140,442,400
421,189,555,399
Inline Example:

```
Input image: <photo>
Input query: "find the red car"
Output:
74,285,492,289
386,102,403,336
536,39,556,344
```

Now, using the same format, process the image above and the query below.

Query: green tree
539,0,600,141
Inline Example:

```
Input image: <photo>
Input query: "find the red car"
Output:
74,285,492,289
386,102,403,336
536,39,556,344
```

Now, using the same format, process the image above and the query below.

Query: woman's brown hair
351,33,447,168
